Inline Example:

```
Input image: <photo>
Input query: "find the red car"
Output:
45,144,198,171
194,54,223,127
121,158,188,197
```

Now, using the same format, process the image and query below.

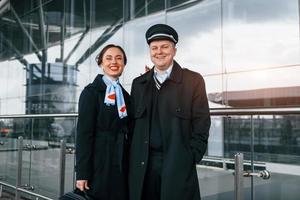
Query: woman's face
100,47,125,79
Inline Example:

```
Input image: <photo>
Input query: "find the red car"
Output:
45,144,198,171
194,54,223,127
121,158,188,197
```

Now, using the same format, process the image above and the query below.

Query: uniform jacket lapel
168,60,183,84
136,69,154,116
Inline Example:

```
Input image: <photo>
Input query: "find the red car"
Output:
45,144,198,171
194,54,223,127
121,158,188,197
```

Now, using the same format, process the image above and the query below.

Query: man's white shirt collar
154,63,173,84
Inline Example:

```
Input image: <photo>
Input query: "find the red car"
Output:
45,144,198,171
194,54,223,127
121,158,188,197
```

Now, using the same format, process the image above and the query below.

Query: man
129,24,211,200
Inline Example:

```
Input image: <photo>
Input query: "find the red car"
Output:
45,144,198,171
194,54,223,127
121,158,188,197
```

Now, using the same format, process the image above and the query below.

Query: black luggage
59,189,93,200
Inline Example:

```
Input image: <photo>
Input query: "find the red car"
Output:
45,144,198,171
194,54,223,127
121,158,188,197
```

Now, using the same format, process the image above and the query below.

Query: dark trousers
142,152,163,200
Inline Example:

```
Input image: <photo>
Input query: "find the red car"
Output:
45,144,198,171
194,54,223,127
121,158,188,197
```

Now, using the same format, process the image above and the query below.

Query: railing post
250,115,254,200
235,152,244,200
59,140,66,197
16,136,23,200
0,184,2,197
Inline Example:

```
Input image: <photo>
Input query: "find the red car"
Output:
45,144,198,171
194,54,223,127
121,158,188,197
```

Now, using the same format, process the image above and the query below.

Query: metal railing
0,107,300,200
210,107,300,115
0,114,77,200
210,107,300,200
0,113,78,119
0,137,66,200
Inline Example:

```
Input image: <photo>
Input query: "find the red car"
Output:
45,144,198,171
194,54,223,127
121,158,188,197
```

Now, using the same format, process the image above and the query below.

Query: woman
76,44,130,200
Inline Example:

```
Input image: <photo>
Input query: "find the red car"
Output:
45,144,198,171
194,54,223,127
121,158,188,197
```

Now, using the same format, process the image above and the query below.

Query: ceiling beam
10,5,42,61
75,19,123,68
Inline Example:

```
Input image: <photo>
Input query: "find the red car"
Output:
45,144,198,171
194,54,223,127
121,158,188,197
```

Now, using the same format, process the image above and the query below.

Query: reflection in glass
223,115,300,164
127,0,165,19
26,63,77,114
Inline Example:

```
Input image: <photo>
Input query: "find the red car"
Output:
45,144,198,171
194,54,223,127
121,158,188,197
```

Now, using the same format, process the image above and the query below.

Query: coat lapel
161,60,184,107
168,60,183,84
91,74,107,92
139,70,154,116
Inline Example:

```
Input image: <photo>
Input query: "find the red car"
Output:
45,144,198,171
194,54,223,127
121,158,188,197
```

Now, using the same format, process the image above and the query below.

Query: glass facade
1,0,299,114
1,0,300,199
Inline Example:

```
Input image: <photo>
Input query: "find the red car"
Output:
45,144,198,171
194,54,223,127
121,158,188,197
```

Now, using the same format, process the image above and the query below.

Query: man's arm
190,75,211,163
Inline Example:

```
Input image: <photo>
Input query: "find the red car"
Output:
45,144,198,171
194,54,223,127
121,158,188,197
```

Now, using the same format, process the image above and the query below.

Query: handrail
0,113,78,119
0,181,53,200
1,107,300,119
210,107,300,115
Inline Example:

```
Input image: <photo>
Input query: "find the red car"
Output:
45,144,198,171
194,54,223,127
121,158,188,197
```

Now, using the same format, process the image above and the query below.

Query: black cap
145,24,178,45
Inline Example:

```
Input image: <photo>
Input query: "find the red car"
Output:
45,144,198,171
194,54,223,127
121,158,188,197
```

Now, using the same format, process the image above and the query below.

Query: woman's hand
140,65,151,75
76,180,90,191
145,65,151,72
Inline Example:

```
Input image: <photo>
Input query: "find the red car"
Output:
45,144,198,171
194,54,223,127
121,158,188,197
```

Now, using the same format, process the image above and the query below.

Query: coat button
176,108,181,112
137,108,142,113
144,140,148,144
141,161,145,165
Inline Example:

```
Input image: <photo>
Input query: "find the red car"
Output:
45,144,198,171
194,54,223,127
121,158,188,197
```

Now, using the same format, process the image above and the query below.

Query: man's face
149,40,177,71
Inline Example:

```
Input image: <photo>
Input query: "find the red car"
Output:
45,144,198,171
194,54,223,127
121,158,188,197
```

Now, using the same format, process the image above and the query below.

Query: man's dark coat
129,61,211,200
76,74,130,200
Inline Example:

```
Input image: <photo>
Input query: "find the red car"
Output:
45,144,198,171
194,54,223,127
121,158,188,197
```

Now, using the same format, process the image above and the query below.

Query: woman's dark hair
95,44,127,66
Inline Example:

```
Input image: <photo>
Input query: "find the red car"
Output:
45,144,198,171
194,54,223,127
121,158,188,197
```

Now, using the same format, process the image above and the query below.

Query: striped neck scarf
102,75,127,119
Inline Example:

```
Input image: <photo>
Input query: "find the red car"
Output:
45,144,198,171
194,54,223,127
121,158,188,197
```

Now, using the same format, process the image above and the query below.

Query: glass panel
133,0,165,19
206,75,225,108
25,117,76,198
0,116,76,199
0,60,26,115
204,113,300,200
166,0,222,75
93,0,123,27
166,0,224,109
200,116,235,200
223,116,251,159
252,115,300,199
207,116,224,158
222,0,300,108
168,0,191,8
26,63,78,114
200,165,235,200
222,0,299,71
253,115,300,164
0,0,87,61
0,118,21,185
225,67,300,108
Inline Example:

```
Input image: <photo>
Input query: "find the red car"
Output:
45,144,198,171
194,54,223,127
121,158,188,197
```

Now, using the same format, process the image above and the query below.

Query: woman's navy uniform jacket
76,74,130,200
129,61,211,200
